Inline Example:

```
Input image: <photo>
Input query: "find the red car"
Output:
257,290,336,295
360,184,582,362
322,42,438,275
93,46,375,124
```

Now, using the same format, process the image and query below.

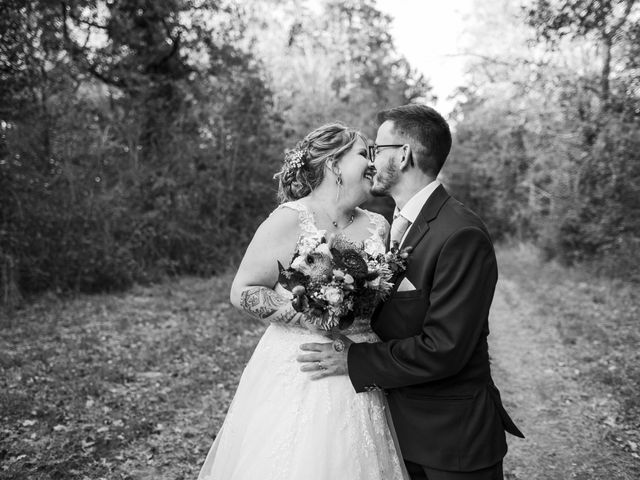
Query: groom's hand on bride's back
297,333,353,380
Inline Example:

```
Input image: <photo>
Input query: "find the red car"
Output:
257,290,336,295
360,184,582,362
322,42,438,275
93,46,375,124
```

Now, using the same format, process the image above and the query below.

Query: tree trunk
1,253,23,309
600,33,612,110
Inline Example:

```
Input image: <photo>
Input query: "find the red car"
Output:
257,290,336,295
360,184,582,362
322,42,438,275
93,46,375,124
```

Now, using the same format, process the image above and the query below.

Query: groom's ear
399,145,413,170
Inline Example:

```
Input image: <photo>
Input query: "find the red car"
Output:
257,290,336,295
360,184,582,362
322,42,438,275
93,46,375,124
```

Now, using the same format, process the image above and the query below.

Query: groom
298,104,524,479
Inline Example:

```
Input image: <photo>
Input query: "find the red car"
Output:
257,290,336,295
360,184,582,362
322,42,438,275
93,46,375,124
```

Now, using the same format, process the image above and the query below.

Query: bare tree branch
606,0,636,37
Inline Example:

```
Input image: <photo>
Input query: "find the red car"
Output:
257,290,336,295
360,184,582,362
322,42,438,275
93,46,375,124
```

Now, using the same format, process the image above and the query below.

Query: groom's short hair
377,104,451,177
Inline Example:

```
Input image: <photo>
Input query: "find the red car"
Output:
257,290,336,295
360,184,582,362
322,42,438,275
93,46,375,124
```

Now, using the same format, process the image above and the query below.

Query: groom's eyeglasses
367,144,404,160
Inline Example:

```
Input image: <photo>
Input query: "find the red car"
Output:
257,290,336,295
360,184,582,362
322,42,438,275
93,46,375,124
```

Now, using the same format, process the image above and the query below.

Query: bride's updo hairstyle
274,123,365,203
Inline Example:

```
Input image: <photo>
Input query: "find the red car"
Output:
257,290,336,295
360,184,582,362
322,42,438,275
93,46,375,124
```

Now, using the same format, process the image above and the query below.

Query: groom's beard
370,161,399,197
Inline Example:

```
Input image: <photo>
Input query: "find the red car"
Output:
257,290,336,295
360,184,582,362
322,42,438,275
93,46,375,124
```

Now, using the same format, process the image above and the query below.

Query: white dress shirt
394,180,441,245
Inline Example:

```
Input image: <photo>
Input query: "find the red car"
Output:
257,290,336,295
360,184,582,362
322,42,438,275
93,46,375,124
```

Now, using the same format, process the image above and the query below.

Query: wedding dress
198,201,409,480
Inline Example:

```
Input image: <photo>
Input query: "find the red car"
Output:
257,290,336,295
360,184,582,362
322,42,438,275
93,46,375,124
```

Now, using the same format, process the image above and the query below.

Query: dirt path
2,249,637,480
490,273,634,479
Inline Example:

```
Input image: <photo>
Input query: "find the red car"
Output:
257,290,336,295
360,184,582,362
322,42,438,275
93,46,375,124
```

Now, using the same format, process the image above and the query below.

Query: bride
197,123,409,480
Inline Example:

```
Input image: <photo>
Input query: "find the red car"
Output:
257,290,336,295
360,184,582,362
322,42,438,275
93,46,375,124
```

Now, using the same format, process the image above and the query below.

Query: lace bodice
277,200,389,257
275,201,389,336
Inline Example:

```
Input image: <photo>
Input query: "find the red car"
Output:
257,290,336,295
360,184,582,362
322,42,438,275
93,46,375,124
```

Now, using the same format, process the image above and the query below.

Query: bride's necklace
316,208,356,231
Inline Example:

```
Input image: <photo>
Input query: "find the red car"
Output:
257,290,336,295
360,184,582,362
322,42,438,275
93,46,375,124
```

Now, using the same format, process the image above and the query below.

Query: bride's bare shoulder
253,203,300,241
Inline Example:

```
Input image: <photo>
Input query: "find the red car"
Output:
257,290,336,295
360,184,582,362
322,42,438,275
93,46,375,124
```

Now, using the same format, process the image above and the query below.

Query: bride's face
334,138,376,205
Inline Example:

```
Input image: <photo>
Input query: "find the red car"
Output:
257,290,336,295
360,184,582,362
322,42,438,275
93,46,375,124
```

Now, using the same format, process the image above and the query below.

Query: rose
322,286,344,305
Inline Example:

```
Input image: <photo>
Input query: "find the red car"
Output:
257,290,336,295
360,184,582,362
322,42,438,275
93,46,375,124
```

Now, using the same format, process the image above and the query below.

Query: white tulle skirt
198,322,409,480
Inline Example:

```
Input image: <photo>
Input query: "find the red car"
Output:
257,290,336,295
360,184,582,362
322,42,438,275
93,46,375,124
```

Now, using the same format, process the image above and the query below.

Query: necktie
390,213,411,247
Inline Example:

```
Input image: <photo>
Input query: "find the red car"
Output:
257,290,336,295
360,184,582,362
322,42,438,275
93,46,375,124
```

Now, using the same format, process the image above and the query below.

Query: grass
1,245,638,479
498,243,640,467
0,274,266,480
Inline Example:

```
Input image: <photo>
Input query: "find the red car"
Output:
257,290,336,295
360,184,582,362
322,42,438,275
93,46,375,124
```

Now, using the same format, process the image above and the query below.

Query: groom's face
370,120,401,196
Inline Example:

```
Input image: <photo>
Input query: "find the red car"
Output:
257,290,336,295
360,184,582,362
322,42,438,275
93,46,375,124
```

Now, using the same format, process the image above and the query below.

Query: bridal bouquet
278,235,411,330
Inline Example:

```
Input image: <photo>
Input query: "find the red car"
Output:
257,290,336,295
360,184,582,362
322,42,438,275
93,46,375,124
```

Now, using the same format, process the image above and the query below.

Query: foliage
243,0,433,140
445,0,640,280
0,0,428,301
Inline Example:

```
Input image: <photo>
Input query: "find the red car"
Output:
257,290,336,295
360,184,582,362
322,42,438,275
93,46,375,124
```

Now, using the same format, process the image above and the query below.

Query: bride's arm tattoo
239,287,295,323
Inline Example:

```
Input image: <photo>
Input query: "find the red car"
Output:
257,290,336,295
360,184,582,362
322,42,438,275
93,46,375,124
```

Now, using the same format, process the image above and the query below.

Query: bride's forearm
239,286,296,323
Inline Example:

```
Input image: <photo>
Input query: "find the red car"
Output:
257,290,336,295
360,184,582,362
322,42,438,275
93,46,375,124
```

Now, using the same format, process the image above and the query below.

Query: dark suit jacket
348,185,524,471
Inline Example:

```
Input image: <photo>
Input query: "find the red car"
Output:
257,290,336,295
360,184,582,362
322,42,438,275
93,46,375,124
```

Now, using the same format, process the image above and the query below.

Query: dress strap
363,209,390,242
361,209,390,256
276,201,321,237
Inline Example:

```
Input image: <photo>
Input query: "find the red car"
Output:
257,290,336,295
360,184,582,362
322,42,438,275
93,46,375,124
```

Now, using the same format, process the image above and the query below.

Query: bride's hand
264,297,322,332
265,302,303,325
299,316,323,332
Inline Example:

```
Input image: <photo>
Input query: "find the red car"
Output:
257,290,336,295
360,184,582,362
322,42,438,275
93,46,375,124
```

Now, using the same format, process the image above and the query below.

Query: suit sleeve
348,226,498,392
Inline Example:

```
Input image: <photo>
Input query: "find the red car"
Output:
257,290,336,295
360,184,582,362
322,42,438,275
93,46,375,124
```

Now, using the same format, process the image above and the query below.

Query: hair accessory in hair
284,146,308,171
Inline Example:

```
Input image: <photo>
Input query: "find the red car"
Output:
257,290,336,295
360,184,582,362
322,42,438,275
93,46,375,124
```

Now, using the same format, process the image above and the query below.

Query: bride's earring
326,158,342,201
335,169,343,201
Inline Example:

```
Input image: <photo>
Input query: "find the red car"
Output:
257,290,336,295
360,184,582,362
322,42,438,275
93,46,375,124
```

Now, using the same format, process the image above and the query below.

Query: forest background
1,1,639,479
1,0,639,303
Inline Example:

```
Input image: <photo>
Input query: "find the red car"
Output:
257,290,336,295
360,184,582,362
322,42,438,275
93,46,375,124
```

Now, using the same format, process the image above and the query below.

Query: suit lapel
401,184,450,251
373,185,451,328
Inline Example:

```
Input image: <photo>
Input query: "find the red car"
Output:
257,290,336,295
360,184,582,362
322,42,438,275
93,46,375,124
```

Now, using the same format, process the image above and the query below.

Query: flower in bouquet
321,285,344,305
290,250,333,281
278,235,411,331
